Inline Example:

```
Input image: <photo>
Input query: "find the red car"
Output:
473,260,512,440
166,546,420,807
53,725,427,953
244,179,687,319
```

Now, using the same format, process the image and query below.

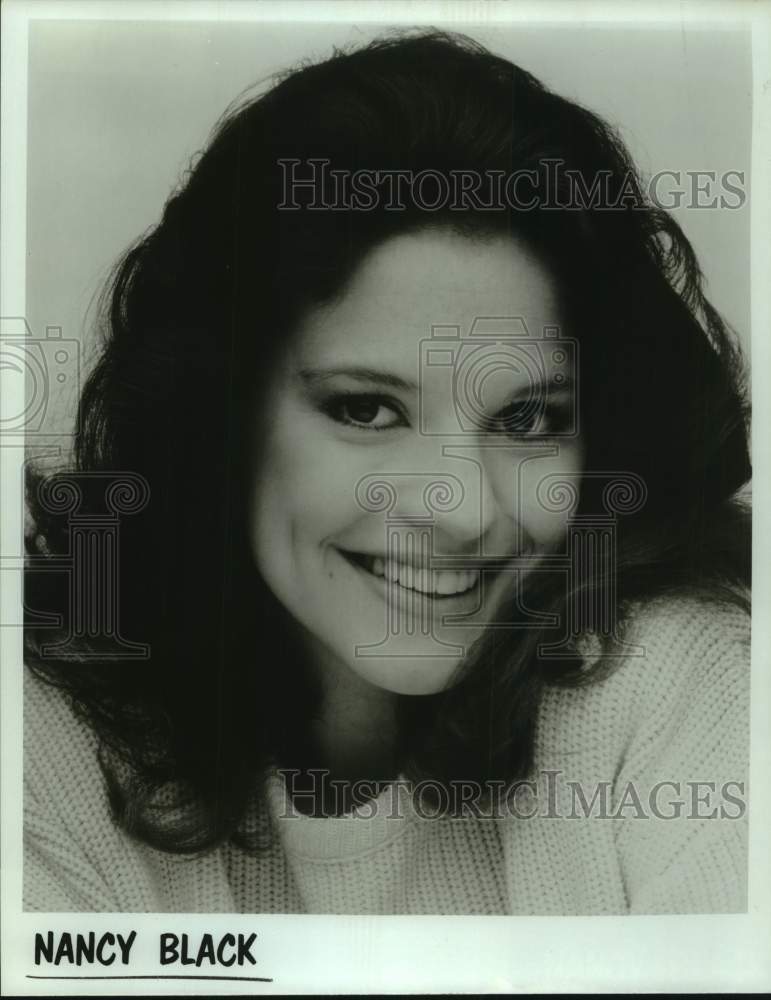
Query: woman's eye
485,401,539,435
325,394,406,431
485,400,569,437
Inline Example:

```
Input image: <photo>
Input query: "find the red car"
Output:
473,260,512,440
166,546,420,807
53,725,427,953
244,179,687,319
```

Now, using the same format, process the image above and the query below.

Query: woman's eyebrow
298,366,418,391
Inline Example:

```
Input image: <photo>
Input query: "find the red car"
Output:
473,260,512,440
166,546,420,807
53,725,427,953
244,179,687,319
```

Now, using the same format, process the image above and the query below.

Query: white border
2,1,770,995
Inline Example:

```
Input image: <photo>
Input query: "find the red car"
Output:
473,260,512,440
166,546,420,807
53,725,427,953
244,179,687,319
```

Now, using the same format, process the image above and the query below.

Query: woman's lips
333,538,533,627
341,549,480,598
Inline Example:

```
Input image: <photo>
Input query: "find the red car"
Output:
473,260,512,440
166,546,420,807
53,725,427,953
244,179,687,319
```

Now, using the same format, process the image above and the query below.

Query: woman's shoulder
23,665,238,912
586,590,747,694
611,590,749,701
24,665,106,837
23,665,119,910
620,589,750,652
24,665,100,772
617,592,749,764
536,591,750,764
522,592,750,914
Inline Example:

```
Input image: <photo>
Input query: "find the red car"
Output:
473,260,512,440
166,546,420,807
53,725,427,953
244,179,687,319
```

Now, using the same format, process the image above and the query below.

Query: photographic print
2,0,769,994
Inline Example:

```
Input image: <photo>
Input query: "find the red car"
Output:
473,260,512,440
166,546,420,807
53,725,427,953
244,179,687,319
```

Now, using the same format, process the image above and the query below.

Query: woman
24,31,751,914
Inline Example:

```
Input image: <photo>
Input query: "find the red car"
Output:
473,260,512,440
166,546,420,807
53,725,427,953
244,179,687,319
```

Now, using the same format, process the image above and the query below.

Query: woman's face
249,230,584,695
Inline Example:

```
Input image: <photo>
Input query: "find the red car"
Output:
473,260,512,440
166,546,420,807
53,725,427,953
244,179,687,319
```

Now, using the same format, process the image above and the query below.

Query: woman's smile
337,546,484,610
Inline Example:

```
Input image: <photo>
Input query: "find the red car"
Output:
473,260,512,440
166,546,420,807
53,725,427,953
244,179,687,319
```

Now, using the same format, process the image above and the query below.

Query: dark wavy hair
24,30,751,853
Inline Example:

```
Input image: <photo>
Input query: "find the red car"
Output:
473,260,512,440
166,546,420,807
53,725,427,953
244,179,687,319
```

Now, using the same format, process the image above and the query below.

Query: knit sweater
23,595,750,914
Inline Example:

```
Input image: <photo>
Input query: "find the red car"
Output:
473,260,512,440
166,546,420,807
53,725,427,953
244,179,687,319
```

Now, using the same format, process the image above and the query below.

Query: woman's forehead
291,229,565,371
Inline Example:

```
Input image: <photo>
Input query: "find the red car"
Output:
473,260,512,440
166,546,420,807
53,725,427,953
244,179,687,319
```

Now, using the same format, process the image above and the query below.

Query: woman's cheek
508,442,585,546
262,412,377,539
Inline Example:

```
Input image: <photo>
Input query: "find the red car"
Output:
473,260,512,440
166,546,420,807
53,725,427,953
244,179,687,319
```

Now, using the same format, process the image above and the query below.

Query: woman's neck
292,637,399,816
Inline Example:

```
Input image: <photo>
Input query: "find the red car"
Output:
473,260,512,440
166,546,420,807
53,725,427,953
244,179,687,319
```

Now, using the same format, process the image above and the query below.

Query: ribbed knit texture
24,595,750,914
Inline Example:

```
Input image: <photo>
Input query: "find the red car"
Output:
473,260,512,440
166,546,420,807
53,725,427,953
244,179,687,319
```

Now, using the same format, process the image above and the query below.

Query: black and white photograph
2,0,770,994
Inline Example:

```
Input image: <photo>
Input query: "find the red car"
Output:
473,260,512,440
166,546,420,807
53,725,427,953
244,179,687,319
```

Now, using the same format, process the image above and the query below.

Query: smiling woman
23,30,751,914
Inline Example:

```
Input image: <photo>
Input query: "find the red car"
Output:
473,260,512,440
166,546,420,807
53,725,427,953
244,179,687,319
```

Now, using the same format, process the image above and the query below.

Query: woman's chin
347,650,468,696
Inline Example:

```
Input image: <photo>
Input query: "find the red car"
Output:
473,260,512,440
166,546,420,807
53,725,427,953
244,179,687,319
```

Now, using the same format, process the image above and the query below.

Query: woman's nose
364,446,505,552
427,449,507,553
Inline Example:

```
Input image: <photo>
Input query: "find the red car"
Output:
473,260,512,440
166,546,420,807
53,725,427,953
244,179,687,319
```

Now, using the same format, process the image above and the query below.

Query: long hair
25,30,751,852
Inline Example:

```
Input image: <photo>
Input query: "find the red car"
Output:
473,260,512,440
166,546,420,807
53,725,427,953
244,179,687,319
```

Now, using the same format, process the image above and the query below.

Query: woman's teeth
366,556,479,596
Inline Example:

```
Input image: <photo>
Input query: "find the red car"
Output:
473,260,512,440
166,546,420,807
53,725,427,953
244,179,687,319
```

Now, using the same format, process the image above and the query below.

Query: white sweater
23,595,750,914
